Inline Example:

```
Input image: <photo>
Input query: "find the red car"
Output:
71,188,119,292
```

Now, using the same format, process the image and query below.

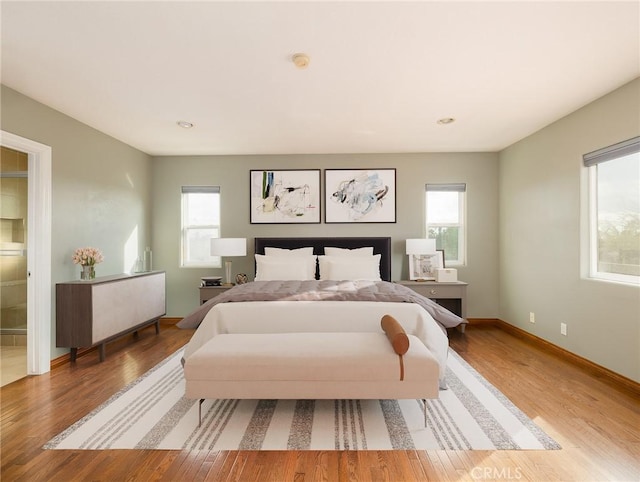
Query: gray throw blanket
178,280,465,331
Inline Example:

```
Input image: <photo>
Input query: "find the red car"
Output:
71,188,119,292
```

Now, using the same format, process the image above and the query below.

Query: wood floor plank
152,450,188,481
1,324,639,481
204,449,228,480
254,450,281,481
406,449,431,481
177,449,210,481
222,450,249,482
201,449,232,481
278,450,303,481
190,450,219,481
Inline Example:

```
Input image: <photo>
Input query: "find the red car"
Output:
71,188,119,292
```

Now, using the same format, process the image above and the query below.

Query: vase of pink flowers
72,247,104,280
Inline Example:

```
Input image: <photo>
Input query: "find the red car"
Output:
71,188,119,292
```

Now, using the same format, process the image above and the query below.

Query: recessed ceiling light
292,53,310,69
437,117,455,125
177,120,194,129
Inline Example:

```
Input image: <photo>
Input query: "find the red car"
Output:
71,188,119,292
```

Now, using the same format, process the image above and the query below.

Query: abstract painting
250,170,321,223
325,169,396,223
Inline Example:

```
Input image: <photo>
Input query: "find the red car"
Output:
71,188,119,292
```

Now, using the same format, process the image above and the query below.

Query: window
584,137,640,284
425,183,466,266
181,186,221,268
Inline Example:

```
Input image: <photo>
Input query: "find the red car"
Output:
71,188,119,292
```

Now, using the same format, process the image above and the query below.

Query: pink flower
72,247,104,266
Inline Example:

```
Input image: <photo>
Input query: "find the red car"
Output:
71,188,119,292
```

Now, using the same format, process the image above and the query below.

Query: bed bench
183,331,441,426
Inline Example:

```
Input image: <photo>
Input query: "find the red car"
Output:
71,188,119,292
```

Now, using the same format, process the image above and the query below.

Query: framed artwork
250,169,321,224
324,168,396,223
409,250,445,280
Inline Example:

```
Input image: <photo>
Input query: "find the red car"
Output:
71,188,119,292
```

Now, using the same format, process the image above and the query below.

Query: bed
180,237,464,388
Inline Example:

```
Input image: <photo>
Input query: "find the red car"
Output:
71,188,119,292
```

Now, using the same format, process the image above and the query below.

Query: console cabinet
56,271,166,361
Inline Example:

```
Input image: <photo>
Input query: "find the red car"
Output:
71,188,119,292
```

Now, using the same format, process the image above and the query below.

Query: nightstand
397,280,468,320
199,285,232,304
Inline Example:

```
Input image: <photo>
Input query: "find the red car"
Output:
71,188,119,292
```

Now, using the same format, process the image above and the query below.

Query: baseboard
489,319,640,398
160,317,182,326
466,318,500,325
50,346,97,369
49,322,169,370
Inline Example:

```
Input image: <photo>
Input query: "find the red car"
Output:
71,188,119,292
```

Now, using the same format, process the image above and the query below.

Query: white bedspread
182,300,449,384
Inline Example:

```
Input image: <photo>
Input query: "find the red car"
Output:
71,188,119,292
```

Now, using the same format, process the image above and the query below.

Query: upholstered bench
183,331,441,426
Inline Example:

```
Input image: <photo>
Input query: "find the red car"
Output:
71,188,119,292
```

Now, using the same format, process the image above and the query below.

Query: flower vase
81,265,96,281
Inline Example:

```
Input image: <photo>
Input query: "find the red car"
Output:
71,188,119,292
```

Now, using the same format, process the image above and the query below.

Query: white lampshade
405,238,437,255
210,238,247,257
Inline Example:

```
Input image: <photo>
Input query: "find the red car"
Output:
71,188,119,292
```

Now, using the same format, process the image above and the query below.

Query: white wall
499,78,640,383
151,152,499,317
1,85,153,359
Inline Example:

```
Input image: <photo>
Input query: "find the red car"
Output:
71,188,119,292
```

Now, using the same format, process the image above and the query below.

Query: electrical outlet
561,323,567,336
529,312,535,323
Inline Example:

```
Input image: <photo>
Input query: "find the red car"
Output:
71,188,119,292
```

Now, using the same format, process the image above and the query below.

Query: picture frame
408,250,445,280
250,169,321,224
324,168,396,223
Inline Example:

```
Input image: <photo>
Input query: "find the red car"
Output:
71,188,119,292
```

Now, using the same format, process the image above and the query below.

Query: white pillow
264,247,314,256
254,254,316,281
318,254,381,281
324,246,374,257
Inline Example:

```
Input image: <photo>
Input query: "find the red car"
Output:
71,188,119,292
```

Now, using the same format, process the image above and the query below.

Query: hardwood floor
0,345,27,387
1,323,638,481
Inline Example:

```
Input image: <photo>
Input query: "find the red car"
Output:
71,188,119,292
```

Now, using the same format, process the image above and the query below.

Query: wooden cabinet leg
99,344,106,362
70,347,78,362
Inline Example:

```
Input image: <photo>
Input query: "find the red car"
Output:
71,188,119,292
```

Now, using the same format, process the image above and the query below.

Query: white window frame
584,137,640,285
180,186,221,268
425,183,466,266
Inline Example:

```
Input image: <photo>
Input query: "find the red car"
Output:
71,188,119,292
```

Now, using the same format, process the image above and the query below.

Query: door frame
1,130,52,374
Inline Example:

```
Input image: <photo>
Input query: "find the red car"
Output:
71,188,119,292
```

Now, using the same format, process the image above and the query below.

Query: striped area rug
44,349,560,451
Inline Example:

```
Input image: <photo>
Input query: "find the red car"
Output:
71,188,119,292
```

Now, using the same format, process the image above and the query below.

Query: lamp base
224,260,234,286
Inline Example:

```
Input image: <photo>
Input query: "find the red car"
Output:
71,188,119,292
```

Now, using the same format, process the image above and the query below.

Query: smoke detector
292,53,310,69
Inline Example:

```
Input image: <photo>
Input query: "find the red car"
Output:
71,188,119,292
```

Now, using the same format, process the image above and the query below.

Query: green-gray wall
1,85,153,359
151,153,499,318
4,79,638,385
499,78,640,383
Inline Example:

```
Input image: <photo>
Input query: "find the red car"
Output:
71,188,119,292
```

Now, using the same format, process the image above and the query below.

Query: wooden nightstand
397,279,468,321
199,285,232,304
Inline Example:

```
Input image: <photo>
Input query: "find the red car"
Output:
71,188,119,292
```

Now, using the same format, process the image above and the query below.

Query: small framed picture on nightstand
409,250,444,280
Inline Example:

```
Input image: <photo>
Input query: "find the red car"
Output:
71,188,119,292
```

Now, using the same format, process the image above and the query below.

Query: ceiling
2,1,639,156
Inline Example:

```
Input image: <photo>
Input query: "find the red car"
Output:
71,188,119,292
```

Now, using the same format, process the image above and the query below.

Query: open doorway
0,146,28,385
1,130,51,379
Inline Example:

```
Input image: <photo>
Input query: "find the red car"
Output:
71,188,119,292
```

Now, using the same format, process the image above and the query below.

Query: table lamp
406,238,437,281
406,238,437,256
210,238,247,286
